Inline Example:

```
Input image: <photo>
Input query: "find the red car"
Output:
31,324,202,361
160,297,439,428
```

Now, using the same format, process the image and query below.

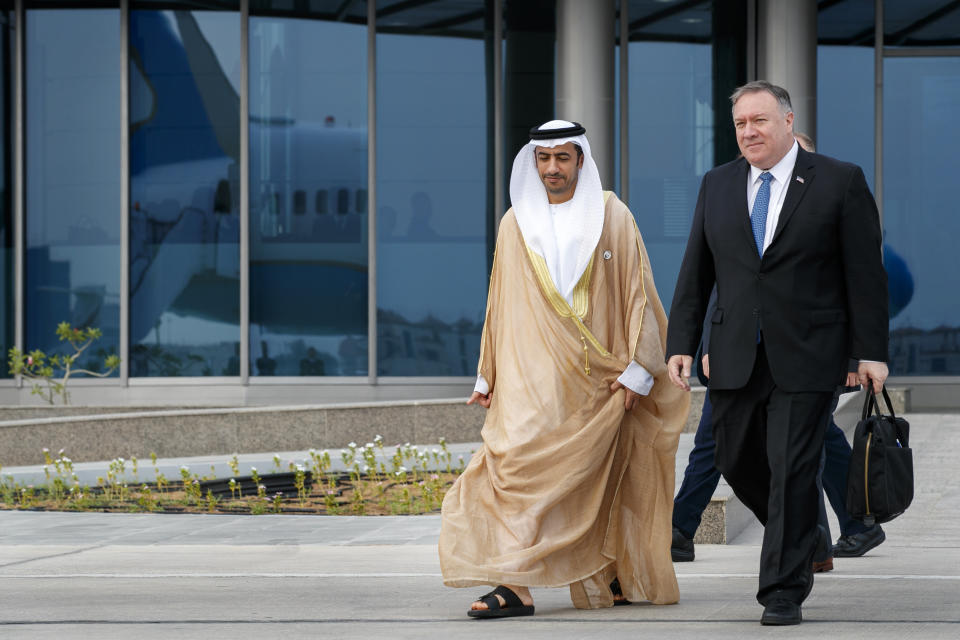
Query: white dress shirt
747,139,799,253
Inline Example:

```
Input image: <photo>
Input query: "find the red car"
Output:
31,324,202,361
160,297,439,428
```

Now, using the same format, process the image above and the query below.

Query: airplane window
293,190,306,215
337,188,349,214
315,189,328,214
355,189,367,214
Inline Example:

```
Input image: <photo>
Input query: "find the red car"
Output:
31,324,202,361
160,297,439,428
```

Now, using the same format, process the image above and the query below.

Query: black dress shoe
761,599,802,626
833,525,885,557
671,526,695,562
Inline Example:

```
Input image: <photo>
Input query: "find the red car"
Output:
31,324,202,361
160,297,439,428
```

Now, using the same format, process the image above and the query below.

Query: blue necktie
751,172,773,256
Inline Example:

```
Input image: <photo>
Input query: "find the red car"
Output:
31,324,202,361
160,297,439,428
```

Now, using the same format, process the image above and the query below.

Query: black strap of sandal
610,578,623,597
477,585,524,611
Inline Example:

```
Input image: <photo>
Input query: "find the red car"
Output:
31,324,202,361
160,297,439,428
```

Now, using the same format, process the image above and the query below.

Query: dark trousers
709,344,833,605
673,390,866,544
672,394,721,539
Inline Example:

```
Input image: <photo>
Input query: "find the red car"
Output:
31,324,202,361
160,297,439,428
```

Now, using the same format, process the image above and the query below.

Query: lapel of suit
729,159,758,259
771,147,816,246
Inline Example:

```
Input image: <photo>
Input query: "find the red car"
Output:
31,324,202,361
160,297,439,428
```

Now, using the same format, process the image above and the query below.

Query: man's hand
667,355,693,391
467,391,492,409
701,353,710,380
857,361,888,394
845,371,859,388
610,380,640,411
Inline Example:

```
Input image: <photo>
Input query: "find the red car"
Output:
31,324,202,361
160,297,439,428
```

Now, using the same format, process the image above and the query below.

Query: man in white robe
439,120,689,618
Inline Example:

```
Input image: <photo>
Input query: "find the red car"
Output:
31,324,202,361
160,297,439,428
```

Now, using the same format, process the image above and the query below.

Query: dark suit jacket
666,148,889,393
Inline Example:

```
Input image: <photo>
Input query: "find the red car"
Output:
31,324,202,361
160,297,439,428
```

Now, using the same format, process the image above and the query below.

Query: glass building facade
2,0,959,403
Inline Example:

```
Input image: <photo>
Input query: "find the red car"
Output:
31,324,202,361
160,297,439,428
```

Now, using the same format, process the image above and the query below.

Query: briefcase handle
860,385,908,445
861,385,898,421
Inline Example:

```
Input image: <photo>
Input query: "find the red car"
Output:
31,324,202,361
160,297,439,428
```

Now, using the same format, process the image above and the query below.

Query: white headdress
509,119,604,303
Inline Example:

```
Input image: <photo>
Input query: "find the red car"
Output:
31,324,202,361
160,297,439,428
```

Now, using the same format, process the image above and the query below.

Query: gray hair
730,80,793,116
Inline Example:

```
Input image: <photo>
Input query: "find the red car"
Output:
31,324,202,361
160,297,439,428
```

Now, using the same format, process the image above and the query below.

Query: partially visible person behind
439,120,689,618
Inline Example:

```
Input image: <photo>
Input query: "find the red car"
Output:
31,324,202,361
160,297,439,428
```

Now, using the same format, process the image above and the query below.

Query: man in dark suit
665,81,889,626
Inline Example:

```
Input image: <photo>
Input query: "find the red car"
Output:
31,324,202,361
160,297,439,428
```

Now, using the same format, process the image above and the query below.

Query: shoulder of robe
602,192,639,231
496,208,521,240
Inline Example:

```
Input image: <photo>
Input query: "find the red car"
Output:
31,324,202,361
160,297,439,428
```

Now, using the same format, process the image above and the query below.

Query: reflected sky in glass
883,56,960,375
627,41,713,314
376,29,488,376
25,9,120,373
0,10,10,377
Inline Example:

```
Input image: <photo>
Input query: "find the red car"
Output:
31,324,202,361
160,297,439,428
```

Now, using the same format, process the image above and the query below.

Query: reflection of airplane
128,10,368,343
884,243,913,319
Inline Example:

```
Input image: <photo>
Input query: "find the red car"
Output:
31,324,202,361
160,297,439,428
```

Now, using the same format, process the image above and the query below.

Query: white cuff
617,361,654,396
474,374,489,396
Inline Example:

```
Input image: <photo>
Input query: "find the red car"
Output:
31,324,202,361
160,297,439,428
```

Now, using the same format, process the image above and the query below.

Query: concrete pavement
1,412,958,639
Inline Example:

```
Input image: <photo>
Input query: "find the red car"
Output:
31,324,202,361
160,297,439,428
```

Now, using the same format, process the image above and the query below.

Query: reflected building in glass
1,0,959,408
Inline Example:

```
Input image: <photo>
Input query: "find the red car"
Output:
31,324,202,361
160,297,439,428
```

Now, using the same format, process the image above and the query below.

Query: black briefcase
845,387,914,526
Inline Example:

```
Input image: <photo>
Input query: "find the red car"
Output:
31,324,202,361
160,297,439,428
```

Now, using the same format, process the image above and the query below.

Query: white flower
295,464,305,472
365,442,374,449
348,442,357,448
250,466,257,472
180,466,189,472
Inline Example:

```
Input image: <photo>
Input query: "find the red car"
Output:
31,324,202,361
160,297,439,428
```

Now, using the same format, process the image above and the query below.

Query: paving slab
0,413,957,640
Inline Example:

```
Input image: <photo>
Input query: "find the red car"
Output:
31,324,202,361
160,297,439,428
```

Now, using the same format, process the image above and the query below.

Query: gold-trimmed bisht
523,193,649,377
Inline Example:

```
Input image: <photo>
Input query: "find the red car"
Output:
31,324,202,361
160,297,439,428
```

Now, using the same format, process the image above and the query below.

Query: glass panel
883,57,960,375
249,12,367,376
376,1,490,376
626,40,712,313
627,0,711,42
129,7,240,377
25,9,120,374
818,0,874,46
817,45,875,189
885,0,960,48
0,8,10,378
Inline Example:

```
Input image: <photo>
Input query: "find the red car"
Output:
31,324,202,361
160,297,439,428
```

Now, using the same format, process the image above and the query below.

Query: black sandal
467,585,535,619
610,578,631,606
